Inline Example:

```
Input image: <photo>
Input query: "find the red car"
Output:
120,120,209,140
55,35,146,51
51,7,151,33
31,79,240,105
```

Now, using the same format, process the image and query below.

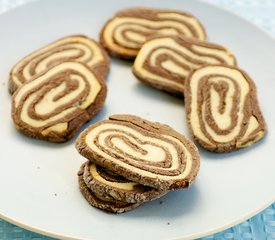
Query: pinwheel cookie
75,114,200,191
184,65,266,152
9,35,109,94
100,7,207,59
78,163,143,213
11,61,107,142
82,161,167,204
133,35,236,96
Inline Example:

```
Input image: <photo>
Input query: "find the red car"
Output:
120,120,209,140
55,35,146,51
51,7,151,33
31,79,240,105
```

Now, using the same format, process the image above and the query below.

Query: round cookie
83,161,167,203
9,35,110,94
11,61,107,143
133,35,237,96
184,64,267,152
75,114,200,191
78,163,142,214
100,7,207,59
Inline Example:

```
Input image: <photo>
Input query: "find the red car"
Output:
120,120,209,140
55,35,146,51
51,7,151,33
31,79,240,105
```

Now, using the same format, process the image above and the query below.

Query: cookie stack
100,7,267,152
75,114,200,213
10,35,109,142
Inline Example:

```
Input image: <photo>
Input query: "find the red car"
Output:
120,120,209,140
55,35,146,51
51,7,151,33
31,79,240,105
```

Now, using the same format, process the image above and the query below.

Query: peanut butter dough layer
184,65,266,152
9,35,109,94
100,7,207,59
12,61,107,142
133,35,236,96
75,114,200,191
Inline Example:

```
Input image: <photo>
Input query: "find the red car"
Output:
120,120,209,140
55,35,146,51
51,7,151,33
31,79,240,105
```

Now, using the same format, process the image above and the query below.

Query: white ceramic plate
0,0,274,239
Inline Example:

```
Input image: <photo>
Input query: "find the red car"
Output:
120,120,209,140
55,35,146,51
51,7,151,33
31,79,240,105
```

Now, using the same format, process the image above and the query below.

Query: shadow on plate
197,132,268,162
122,184,200,219
133,81,183,106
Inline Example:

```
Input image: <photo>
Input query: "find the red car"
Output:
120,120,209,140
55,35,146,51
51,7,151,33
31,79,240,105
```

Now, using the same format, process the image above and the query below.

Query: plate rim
1,199,274,240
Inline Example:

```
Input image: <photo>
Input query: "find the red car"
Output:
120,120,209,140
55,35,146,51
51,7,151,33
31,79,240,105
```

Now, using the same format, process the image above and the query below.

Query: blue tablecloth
0,0,274,239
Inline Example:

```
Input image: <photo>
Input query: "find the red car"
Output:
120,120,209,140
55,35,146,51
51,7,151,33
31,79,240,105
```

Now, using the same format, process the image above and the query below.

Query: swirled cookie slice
9,35,109,94
12,61,107,142
83,161,167,203
184,65,266,152
133,35,236,96
100,7,207,59
76,114,200,191
78,163,142,213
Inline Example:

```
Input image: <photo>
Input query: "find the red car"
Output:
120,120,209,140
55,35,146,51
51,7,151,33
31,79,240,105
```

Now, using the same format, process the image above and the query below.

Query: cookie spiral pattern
83,162,166,203
12,61,107,142
100,7,207,59
76,114,200,190
133,35,236,95
184,65,266,152
9,35,109,93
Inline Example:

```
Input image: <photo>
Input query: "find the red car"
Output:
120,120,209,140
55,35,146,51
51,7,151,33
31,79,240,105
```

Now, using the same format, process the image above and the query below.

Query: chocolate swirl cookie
184,65,266,152
78,163,142,213
9,35,109,94
75,114,200,191
133,35,236,96
100,7,207,59
83,161,167,203
11,61,107,142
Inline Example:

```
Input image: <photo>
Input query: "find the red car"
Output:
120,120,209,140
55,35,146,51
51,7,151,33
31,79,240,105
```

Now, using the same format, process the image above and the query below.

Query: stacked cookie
10,35,109,142
75,115,200,213
99,7,267,152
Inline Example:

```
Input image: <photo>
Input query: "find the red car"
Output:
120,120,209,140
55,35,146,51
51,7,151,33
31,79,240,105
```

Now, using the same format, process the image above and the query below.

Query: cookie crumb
167,222,170,225
54,193,57,197
159,200,164,205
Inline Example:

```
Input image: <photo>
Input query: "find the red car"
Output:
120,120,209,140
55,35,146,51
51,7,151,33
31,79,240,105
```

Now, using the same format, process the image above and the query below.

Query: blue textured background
0,0,274,239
